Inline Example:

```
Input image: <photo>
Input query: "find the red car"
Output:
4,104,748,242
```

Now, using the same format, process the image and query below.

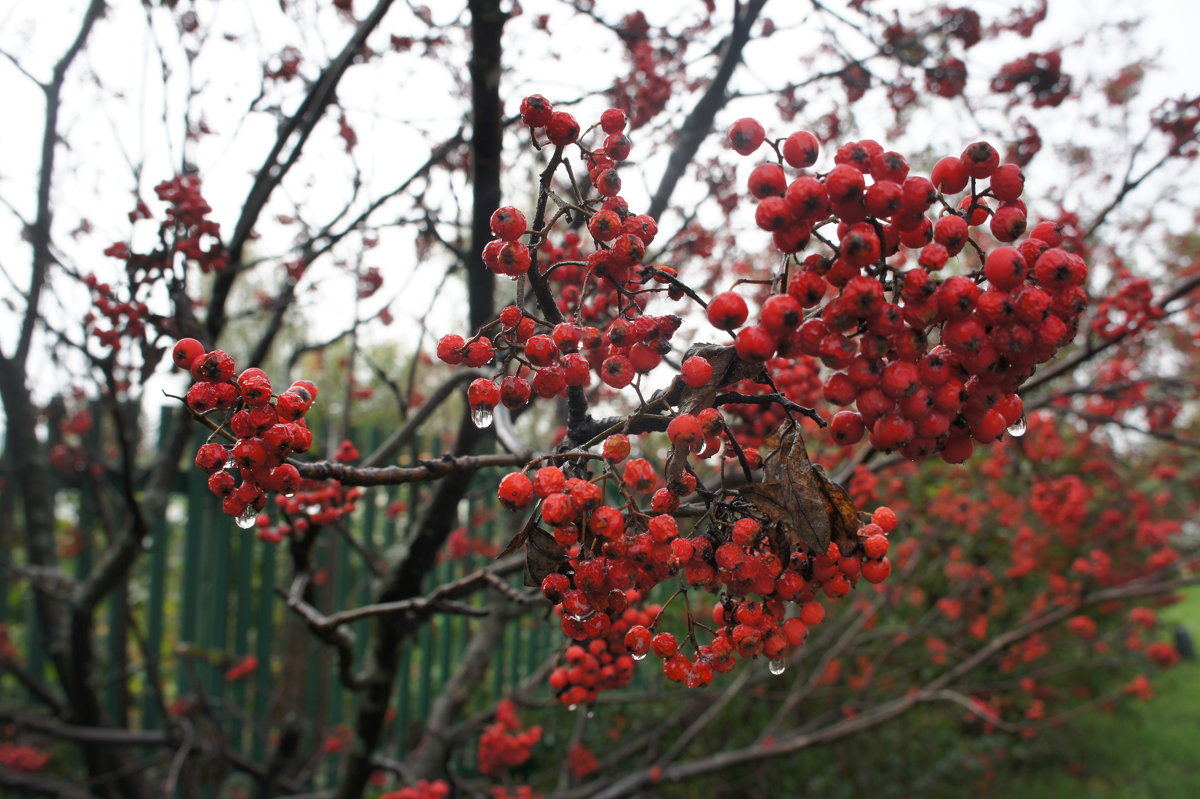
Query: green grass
986,588,1200,799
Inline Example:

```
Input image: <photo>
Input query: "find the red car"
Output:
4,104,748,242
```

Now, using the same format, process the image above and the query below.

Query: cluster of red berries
501,434,899,689
476,699,543,777
609,12,674,129
0,742,51,773
441,306,686,426
174,337,317,526
1090,273,1161,341
991,50,1072,109
546,601,653,707
154,174,227,273
441,98,682,423
717,124,1089,462
82,273,149,350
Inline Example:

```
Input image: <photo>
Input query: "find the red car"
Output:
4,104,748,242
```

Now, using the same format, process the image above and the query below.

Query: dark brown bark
334,3,506,796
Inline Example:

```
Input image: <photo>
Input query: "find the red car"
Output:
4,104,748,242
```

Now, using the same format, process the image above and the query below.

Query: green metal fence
0,410,560,793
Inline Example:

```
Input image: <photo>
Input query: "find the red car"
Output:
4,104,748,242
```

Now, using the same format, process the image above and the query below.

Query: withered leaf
522,526,566,587
739,423,861,555
497,507,541,559
497,510,567,586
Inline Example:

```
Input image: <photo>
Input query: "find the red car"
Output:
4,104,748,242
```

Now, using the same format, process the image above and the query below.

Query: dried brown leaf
739,424,861,555
522,526,566,587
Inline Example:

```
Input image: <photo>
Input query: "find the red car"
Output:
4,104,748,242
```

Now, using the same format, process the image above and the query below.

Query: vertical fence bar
143,483,170,729
180,446,206,694
252,540,277,763
232,520,255,750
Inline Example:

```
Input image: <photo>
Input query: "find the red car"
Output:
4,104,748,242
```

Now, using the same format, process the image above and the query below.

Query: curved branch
12,0,104,366
646,0,769,222
206,0,398,340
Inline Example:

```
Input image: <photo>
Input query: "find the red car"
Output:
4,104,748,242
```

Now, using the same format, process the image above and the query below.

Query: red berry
707,291,749,331
861,557,892,583
546,111,580,146
960,141,1000,179
933,214,969,255
524,334,559,367
172,338,205,370
191,349,236,383
666,413,703,447
748,163,787,198
436,334,466,364
984,246,1028,291
541,573,570,603
468,378,500,410
930,156,969,194
755,196,791,231
604,133,632,162
989,205,1027,242
462,337,494,367
185,382,219,413
727,117,765,156
624,625,651,656
600,108,627,134
237,368,272,406
500,376,532,410
651,632,678,658
498,472,534,511
990,163,1024,202
195,442,229,474
588,209,622,242
873,506,899,532
519,94,553,127
600,355,634,389
830,410,865,445
602,434,631,462
490,206,527,241
824,164,865,204
862,533,889,559
782,130,819,168
681,355,713,387
734,325,776,362
496,241,532,276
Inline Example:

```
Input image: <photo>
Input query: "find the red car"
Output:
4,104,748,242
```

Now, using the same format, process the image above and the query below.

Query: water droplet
234,508,257,530
225,455,236,469
768,659,786,676
1007,415,1027,437
632,652,646,662
586,710,594,719
567,704,578,712
470,406,494,429
283,490,296,498
304,504,321,515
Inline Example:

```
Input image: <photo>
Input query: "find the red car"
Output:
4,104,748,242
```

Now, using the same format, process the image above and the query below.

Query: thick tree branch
646,0,768,222
12,0,104,366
